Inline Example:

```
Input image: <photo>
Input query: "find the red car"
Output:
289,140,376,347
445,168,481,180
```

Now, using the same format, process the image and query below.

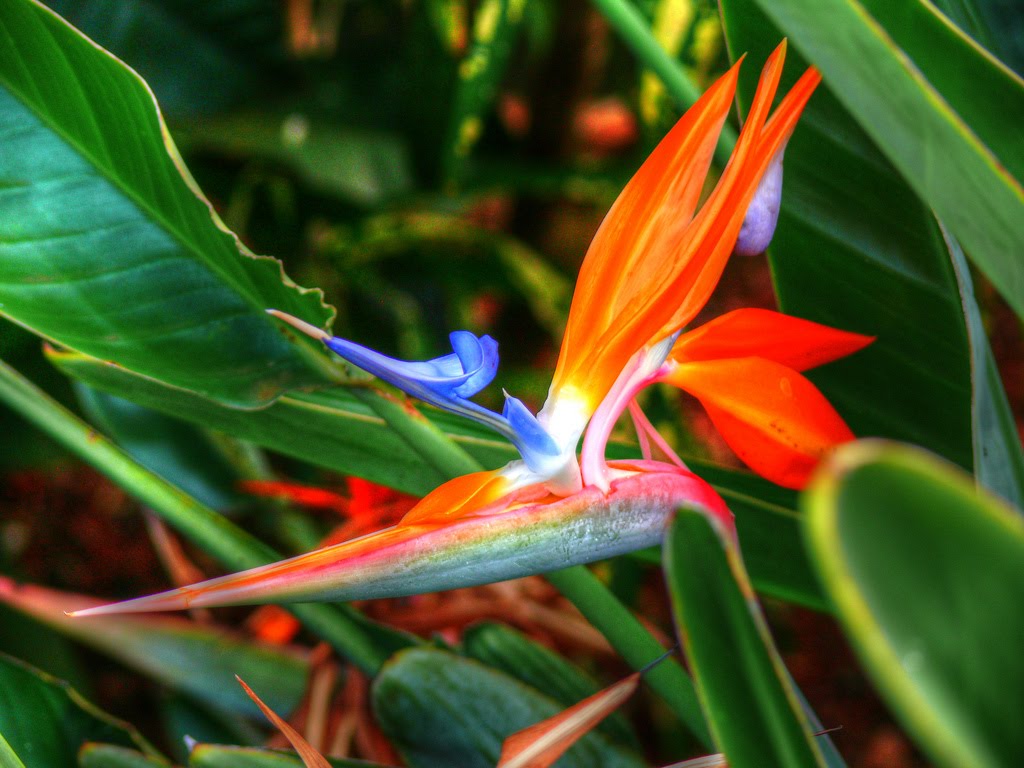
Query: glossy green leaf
748,0,1024,320
0,0,336,407
0,578,309,720
159,694,263,765
925,0,1024,81
462,623,639,749
722,3,974,469
945,228,1024,508
78,744,169,768
804,441,1024,768
177,115,412,208
49,347,826,609
0,654,161,768
76,385,242,511
188,745,385,768
664,512,824,768
372,648,645,768
42,0,287,119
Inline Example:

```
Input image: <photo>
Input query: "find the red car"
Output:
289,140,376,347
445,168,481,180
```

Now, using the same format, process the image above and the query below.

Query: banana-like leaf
78,745,170,768
747,0,1024,320
0,0,336,407
931,0,1024,75
187,745,386,768
664,511,825,768
803,441,1024,768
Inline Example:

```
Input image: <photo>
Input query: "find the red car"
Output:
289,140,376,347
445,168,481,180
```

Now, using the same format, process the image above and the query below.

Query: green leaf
49,347,826,609
803,441,1024,768
945,227,1024,509
721,3,974,470
372,648,646,768
747,0,1024,320
76,385,242,511
78,744,169,768
0,0,336,407
0,578,310,721
461,623,639,749
0,733,27,768
0,654,161,768
664,512,824,768
929,0,1024,78
188,745,385,768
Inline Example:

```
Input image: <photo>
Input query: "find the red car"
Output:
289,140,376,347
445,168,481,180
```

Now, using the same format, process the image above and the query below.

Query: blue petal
734,146,785,257
503,395,559,469
322,331,557,471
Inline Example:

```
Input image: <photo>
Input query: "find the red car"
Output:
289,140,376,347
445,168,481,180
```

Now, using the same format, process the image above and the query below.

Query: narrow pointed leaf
664,510,824,768
945,227,1024,508
746,0,1024,320
373,648,645,768
0,0,335,406
498,674,640,768
0,578,309,719
803,441,1024,768
188,745,388,768
78,744,170,768
236,678,331,768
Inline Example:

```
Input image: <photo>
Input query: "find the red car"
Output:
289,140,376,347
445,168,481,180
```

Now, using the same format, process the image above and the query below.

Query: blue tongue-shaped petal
450,331,499,397
734,145,786,257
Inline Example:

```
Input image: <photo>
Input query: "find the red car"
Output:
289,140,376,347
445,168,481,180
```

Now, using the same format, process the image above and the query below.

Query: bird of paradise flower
73,42,872,618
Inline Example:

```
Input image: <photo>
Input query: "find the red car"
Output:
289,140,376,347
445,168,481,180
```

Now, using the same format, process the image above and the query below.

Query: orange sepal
665,357,854,489
398,470,513,525
672,308,874,371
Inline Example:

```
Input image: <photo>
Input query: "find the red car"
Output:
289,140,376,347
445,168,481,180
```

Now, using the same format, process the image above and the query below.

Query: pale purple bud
734,145,786,256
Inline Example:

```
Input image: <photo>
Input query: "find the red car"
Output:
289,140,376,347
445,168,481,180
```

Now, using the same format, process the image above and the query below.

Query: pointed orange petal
237,677,332,768
499,673,640,768
550,57,742,412
665,358,854,489
672,308,874,371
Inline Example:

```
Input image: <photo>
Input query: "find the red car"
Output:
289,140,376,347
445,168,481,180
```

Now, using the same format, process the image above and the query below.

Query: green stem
589,0,738,164
547,565,712,747
0,359,390,675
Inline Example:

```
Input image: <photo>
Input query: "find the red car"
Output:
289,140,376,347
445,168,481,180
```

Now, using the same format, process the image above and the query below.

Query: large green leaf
747,0,1024,320
0,654,161,768
722,3,974,469
49,346,826,609
664,512,825,768
0,0,336,407
804,441,1024,768
929,0,1024,79
0,578,309,721
372,647,645,768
